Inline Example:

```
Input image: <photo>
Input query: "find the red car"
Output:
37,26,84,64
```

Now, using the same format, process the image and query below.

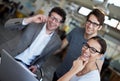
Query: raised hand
72,57,88,74
24,14,47,24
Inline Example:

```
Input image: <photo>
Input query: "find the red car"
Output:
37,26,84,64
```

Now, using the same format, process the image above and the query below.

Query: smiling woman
58,36,107,81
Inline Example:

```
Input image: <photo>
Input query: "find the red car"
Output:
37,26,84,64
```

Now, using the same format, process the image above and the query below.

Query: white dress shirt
15,24,53,65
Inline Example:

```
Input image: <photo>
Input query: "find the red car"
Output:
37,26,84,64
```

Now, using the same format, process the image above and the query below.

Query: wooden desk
108,66,120,81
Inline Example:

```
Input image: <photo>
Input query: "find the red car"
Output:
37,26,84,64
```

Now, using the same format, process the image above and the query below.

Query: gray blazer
5,18,62,67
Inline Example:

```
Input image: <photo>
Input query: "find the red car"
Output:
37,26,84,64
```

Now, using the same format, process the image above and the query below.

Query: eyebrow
87,43,101,53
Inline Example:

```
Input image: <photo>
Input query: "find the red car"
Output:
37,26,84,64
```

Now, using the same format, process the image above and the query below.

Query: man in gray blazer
4,7,66,73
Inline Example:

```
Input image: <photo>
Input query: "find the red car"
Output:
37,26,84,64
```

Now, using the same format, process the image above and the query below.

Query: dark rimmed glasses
49,15,62,23
86,20,100,27
82,42,101,54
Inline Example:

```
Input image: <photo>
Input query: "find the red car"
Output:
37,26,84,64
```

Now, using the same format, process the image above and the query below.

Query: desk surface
108,66,120,81
108,66,120,76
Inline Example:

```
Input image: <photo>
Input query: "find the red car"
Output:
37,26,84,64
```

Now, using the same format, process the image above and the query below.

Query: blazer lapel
38,33,57,57
31,23,45,43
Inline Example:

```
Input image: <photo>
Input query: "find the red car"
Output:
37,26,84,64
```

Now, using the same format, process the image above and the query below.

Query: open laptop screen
0,49,38,81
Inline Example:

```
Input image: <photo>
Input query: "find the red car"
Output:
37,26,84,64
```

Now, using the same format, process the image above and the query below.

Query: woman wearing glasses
58,36,107,81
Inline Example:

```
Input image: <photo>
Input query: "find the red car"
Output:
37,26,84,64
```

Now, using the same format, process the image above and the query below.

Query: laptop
0,49,38,81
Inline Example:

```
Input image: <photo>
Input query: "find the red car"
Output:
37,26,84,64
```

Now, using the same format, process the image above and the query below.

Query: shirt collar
43,24,54,37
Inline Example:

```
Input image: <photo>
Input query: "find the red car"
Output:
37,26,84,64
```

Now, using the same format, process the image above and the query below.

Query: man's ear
98,26,102,30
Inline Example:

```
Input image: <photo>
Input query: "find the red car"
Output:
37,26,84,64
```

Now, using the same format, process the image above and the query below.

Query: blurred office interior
0,0,120,81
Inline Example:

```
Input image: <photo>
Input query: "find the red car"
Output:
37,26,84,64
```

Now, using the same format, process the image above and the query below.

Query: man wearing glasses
52,9,105,81
4,7,66,73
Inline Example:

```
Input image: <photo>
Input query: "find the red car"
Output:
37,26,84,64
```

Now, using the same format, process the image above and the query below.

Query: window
108,0,120,7
104,17,119,28
78,7,92,16
117,22,120,30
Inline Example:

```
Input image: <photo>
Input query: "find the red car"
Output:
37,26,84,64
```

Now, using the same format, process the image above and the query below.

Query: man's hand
29,65,37,73
24,14,47,24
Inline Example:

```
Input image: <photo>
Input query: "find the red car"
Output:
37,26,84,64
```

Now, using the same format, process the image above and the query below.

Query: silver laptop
0,49,38,81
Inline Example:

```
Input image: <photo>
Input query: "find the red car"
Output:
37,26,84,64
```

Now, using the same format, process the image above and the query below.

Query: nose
51,18,57,23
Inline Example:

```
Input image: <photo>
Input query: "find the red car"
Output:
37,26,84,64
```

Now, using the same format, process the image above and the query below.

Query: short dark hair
87,9,105,25
88,36,107,54
48,7,66,23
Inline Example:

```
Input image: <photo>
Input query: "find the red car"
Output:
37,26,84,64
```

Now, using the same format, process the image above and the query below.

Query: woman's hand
57,58,88,81
72,57,88,73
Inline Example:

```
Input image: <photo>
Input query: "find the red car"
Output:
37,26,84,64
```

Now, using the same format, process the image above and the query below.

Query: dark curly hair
48,7,66,23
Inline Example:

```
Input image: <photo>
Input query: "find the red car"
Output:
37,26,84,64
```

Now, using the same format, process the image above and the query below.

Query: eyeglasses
86,20,100,27
82,43,101,54
49,15,62,23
